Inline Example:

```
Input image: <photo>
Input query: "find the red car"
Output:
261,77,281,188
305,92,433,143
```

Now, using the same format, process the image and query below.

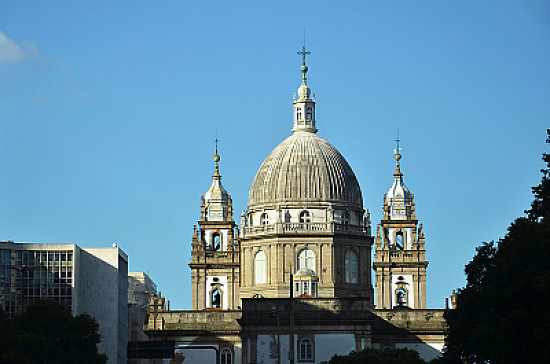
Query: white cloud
0,30,39,65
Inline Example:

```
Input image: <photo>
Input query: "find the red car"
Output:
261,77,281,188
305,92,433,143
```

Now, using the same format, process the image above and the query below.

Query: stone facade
143,51,446,364
373,150,428,309
189,154,240,311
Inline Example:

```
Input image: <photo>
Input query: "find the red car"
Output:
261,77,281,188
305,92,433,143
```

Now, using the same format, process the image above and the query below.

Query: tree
328,347,428,364
443,130,550,363
0,299,107,364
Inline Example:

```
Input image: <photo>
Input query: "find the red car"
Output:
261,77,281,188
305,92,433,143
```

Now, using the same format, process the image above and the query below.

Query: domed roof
205,156,228,203
248,131,363,209
387,176,411,202
386,152,411,203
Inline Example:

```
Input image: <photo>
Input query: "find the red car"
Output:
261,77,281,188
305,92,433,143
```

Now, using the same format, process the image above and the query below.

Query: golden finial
393,129,403,177
213,134,221,177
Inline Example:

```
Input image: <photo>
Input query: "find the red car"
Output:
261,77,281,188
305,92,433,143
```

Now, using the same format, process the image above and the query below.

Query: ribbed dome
248,132,363,209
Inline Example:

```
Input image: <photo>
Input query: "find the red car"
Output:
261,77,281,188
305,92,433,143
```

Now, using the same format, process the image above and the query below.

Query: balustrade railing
242,222,366,237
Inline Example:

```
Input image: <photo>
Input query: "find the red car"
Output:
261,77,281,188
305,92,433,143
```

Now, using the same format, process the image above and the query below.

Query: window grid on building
0,249,73,317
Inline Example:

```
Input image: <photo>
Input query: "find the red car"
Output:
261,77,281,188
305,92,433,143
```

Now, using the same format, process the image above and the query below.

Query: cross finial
393,129,403,176
212,132,221,176
297,30,311,83
214,137,220,156
394,129,402,156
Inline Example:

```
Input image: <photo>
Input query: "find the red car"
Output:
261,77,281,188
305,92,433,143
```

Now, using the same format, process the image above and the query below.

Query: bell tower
373,139,428,309
190,143,240,310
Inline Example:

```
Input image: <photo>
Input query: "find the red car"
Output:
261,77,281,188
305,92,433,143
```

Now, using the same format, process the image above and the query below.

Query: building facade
144,48,446,364
189,152,241,311
373,146,428,309
129,272,158,342
0,242,128,364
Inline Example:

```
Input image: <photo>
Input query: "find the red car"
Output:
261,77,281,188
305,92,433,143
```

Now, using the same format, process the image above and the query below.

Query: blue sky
1,1,549,309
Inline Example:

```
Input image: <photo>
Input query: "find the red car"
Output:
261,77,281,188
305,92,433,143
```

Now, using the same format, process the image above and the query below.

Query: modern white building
0,241,128,364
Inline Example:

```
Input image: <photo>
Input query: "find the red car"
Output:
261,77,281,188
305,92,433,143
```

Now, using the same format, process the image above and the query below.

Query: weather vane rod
394,128,401,155
297,29,311,82
214,131,220,156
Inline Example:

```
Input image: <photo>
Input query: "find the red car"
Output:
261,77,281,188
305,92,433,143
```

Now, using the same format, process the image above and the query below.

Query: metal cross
394,129,402,155
297,45,311,67
297,29,311,66
213,133,220,155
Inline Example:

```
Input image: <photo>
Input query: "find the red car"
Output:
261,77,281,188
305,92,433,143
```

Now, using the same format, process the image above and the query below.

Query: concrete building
143,48,446,364
129,272,157,342
0,242,128,364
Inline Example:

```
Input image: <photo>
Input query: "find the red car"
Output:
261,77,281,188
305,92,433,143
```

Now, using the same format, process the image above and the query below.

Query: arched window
396,288,407,307
212,289,221,308
299,338,314,361
254,251,267,284
342,212,350,225
299,210,311,223
396,232,404,250
212,233,221,251
344,250,358,284
297,249,315,271
297,107,302,120
260,213,269,225
221,348,232,364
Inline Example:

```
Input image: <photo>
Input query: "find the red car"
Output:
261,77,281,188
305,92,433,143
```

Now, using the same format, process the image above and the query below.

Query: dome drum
242,221,366,238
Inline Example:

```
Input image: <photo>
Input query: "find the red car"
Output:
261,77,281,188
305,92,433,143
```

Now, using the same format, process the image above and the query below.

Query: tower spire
293,37,317,133
393,129,402,177
213,135,221,178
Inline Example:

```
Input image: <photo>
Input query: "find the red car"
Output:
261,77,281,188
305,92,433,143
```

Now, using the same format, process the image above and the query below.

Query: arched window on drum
342,212,350,225
299,210,311,223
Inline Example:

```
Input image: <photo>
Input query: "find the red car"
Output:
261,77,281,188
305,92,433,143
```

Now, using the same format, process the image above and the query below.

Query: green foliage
443,130,550,364
0,299,107,364
328,347,428,364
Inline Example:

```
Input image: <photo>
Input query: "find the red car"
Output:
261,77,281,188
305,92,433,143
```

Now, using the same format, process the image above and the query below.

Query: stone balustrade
242,222,366,237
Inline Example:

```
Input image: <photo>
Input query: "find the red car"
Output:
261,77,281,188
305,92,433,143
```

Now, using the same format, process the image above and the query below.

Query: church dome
248,131,363,210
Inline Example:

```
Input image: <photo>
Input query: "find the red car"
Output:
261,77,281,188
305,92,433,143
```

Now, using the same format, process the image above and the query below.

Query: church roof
248,47,363,211
248,131,363,209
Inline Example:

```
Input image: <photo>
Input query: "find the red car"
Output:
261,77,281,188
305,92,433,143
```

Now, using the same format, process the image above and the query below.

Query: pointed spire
393,129,403,177
213,136,221,179
293,36,317,133
386,132,412,220
204,136,229,221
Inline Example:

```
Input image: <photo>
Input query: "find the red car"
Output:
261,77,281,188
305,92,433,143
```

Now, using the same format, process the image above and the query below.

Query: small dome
248,132,363,210
295,267,317,277
387,177,411,202
205,178,228,202
297,83,311,100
